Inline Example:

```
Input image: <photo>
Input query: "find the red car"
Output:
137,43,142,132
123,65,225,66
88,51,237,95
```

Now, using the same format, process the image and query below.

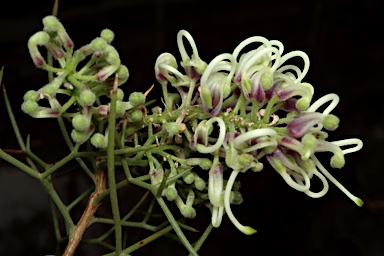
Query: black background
1,0,384,255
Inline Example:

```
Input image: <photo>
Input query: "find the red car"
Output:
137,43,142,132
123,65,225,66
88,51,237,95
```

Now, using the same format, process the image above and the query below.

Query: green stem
263,94,279,124
92,217,157,232
0,149,40,179
190,224,213,255
67,186,94,211
3,85,38,170
41,178,74,234
156,197,197,256
41,144,79,179
56,116,96,182
59,96,77,114
50,198,62,239
107,76,122,255
103,225,174,256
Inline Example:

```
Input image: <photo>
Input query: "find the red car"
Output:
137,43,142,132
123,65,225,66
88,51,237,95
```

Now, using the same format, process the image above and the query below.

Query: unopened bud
100,29,114,44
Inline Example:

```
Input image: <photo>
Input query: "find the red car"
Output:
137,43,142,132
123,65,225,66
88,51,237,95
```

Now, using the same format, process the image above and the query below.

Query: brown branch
1,149,26,154
62,169,107,256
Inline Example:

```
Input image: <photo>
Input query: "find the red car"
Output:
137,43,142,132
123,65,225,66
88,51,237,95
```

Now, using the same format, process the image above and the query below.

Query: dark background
1,0,384,255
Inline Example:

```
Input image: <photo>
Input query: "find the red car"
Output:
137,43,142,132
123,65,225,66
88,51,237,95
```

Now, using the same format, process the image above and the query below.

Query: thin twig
62,169,107,256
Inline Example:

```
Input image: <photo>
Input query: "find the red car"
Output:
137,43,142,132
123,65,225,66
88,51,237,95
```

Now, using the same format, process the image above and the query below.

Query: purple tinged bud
97,105,109,116
208,163,224,207
287,112,324,138
265,81,281,99
282,98,298,112
28,31,50,67
42,16,73,50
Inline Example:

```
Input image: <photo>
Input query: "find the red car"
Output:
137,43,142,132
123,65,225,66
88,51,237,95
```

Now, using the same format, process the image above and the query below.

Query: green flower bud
163,187,178,201
104,45,120,66
183,172,195,184
90,133,108,149
42,85,56,97
21,101,39,114
237,153,254,167
242,75,252,94
80,90,96,106
260,70,273,90
71,129,86,144
179,205,196,219
129,92,145,106
302,134,317,149
91,37,107,51
116,89,124,101
100,29,115,44
116,101,127,116
42,15,60,33
131,109,143,121
163,122,181,135
29,31,50,45
117,65,129,79
296,97,310,111
323,114,340,131
23,90,38,102
251,162,264,172
28,31,50,66
42,15,73,50
199,158,212,170
194,175,206,191
72,114,90,131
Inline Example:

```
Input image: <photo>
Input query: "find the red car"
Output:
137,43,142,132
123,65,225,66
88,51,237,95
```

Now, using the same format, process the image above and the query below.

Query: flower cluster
155,30,363,234
22,16,363,238
22,15,137,147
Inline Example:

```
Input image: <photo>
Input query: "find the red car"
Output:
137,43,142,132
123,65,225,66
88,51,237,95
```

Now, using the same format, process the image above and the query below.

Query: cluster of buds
21,15,146,147
155,30,363,235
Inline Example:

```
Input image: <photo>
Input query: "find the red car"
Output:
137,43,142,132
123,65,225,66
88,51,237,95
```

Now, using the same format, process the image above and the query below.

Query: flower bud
79,90,96,106
154,53,182,84
104,45,120,66
208,163,224,207
116,89,125,101
129,92,145,106
41,85,57,97
90,133,108,149
149,168,164,186
194,174,206,191
180,205,196,219
28,31,50,67
42,16,73,49
183,172,195,184
100,29,115,44
163,187,178,201
237,153,254,167
117,65,129,79
131,109,143,121
163,122,182,135
72,114,91,131
260,70,273,90
21,101,39,115
23,90,38,102
199,158,213,170
71,129,86,144
91,37,107,51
